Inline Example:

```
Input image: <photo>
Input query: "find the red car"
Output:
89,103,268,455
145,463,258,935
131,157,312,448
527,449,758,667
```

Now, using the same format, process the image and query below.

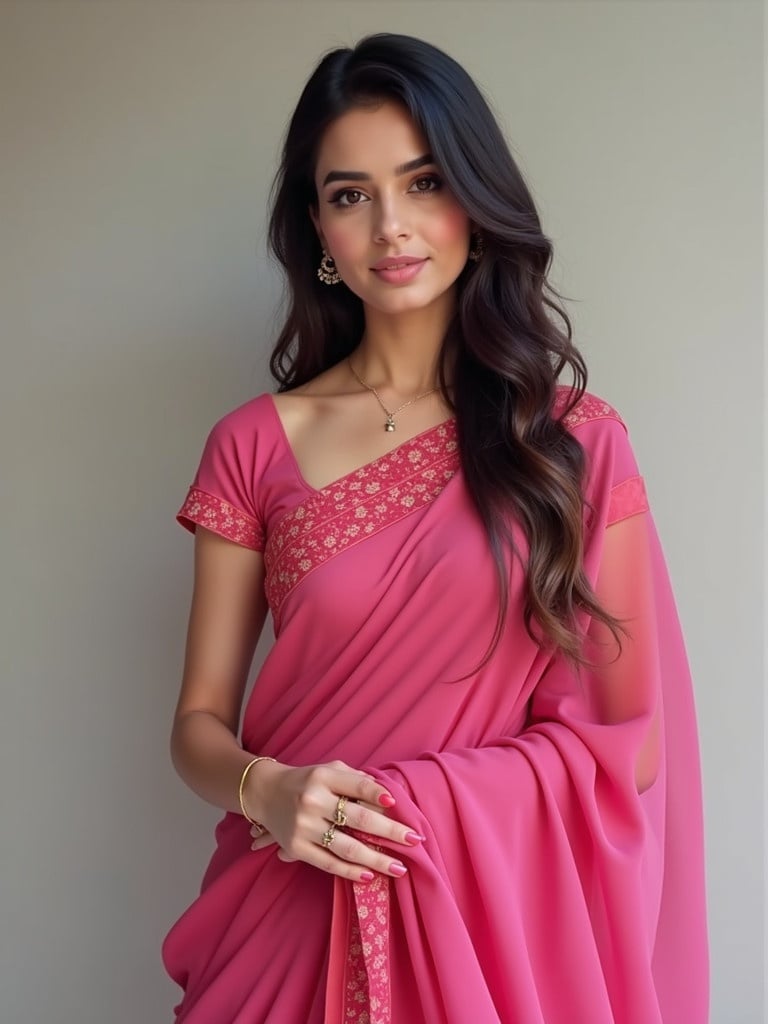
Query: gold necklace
347,357,439,432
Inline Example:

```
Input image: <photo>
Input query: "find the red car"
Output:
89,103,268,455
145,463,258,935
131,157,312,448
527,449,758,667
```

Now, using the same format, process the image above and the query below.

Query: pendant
385,417,396,432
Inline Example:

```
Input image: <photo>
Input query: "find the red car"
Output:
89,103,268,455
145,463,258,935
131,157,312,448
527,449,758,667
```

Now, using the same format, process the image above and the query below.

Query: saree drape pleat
163,390,708,1023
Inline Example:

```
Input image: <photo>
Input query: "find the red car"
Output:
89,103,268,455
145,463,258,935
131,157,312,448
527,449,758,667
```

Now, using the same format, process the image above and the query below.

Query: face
310,100,472,317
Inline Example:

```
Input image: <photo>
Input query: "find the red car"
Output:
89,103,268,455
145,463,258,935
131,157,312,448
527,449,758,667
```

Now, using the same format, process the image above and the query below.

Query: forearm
170,710,281,819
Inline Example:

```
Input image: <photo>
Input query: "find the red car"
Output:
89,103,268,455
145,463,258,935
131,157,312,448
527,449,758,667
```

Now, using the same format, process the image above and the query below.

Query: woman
162,33,708,1023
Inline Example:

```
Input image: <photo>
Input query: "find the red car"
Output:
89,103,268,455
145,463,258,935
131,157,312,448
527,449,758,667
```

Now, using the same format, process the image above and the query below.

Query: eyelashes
328,188,366,208
409,174,443,196
328,174,444,208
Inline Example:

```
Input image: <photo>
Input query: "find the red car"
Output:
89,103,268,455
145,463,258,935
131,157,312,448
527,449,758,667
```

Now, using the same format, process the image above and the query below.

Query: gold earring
468,234,485,262
317,250,341,285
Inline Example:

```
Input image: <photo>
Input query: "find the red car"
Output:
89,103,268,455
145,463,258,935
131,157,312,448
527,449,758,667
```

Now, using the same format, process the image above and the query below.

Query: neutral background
1,1,764,1021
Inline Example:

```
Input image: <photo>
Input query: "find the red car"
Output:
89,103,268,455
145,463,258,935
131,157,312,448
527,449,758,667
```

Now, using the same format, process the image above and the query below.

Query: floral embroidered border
263,393,625,617
176,486,265,551
554,387,622,429
342,872,392,1024
264,422,459,619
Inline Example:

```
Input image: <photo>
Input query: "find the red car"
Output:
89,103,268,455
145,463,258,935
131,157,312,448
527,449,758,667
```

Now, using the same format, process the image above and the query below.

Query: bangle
238,755,277,827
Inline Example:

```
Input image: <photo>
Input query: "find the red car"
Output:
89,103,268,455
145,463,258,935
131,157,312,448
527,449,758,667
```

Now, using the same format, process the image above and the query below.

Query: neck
354,295,456,394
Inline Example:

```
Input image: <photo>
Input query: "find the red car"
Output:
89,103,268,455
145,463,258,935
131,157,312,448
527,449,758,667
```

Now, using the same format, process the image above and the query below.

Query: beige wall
1,1,763,1021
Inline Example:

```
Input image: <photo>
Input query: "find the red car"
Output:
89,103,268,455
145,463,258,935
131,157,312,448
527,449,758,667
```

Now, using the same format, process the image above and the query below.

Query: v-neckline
266,393,457,496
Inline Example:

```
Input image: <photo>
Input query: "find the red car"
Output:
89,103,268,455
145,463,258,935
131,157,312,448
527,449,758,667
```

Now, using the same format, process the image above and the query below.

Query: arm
170,526,272,815
172,406,416,880
579,509,661,794
169,526,418,881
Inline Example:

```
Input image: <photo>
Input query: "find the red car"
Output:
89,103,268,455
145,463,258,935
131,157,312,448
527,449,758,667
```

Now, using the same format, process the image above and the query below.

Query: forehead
314,101,429,181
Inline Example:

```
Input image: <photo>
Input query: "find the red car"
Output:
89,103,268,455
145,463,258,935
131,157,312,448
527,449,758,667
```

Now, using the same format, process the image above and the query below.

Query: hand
245,759,425,883
249,796,381,844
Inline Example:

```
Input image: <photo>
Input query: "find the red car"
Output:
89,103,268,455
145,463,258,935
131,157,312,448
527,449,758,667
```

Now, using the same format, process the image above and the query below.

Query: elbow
635,757,659,794
169,726,183,776
169,713,191,775
634,707,662,793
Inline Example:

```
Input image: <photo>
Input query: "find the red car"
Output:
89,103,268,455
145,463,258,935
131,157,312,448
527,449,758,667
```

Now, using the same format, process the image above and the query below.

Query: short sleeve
176,405,266,552
558,389,651,529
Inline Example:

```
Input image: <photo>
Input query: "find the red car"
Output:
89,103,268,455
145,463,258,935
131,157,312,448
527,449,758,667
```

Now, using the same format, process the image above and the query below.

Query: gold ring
321,824,336,848
333,796,349,827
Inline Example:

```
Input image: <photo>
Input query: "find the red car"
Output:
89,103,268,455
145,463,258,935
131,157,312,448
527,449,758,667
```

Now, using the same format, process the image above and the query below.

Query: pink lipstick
371,255,428,285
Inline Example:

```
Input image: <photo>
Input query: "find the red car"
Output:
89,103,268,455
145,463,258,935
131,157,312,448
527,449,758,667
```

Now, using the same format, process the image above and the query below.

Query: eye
409,174,443,194
329,188,369,207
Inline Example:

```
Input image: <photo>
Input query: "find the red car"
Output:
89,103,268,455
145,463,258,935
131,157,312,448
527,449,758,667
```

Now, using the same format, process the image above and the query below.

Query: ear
308,204,327,252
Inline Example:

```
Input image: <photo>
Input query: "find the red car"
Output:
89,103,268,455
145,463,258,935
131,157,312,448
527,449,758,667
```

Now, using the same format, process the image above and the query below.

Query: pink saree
162,388,708,1023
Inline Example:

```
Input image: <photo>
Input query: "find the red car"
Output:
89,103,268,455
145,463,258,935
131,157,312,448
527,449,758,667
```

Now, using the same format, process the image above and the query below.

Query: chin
363,286,456,316
369,297,435,316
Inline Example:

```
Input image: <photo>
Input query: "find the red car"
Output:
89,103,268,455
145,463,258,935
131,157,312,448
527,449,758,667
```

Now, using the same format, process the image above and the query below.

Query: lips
370,255,428,285
371,255,426,271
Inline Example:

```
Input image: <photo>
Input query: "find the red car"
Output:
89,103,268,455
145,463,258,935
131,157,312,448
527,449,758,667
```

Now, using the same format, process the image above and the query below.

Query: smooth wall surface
1,2,763,1021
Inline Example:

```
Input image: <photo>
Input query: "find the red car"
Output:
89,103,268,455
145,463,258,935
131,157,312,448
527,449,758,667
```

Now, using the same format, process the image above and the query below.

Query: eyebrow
322,153,434,187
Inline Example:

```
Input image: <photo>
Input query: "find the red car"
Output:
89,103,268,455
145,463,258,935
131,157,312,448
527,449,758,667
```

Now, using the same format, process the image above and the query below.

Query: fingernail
379,793,396,807
405,831,426,844
389,862,408,877
359,871,374,882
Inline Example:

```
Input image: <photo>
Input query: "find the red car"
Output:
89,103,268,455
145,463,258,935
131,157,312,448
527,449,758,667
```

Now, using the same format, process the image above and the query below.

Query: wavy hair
267,33,624,666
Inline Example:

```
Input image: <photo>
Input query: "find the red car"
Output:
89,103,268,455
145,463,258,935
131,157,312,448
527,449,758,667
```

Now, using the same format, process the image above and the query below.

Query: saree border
326,861,392,1024
264,421,460,619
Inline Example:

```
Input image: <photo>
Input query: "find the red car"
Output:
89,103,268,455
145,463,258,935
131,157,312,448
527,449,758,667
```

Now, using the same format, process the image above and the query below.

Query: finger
352,773,397,808
313,831,409,879
328,760,377,782
328,796,425,849
355,813,425,849
340,798,390,819
299,766,384,822
323,767,396,809
278,835,406,883
355,799,379,814
250,832,277,852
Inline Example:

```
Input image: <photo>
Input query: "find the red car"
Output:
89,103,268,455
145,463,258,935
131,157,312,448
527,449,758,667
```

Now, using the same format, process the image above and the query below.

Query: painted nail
379,793,396,808
389,862,408,877
404,831,426,845
359,871,375,882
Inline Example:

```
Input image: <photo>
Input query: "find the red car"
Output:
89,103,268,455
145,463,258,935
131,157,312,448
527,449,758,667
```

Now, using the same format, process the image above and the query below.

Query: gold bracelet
238,755,277,827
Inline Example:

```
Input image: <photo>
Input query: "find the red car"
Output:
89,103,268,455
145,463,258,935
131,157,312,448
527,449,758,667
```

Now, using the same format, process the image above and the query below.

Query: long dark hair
268,33,623,665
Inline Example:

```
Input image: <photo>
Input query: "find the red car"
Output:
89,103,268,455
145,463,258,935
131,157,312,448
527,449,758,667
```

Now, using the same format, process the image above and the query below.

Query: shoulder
553,385,628,435
195,393,282,472
199,393,282,457
554,386,642,490
208,392,276,437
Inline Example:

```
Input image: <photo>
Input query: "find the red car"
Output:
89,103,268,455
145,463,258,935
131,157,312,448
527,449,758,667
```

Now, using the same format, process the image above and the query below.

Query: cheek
317,216,364,263
427,203,471,249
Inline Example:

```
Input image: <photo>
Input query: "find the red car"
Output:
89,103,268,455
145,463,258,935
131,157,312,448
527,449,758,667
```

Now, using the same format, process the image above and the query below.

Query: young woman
162,33,708,1024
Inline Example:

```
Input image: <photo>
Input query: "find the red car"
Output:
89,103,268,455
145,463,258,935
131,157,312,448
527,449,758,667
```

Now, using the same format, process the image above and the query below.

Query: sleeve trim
607,475,649,526
176,486,265,551
554,387,625,430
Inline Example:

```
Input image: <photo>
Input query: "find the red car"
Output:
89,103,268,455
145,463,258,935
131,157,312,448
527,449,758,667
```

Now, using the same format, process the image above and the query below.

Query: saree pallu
162,389,708,1023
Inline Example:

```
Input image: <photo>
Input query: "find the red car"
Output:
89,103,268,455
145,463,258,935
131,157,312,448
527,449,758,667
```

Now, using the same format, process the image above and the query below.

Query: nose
373,192,411,245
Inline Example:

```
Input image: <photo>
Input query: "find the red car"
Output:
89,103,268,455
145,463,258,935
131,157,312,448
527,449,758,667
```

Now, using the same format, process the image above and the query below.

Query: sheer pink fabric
162,390,708,1023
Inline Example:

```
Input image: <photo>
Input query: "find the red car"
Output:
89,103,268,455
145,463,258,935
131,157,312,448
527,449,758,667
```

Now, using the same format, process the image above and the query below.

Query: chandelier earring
317,250,341,285
468,233,485,263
